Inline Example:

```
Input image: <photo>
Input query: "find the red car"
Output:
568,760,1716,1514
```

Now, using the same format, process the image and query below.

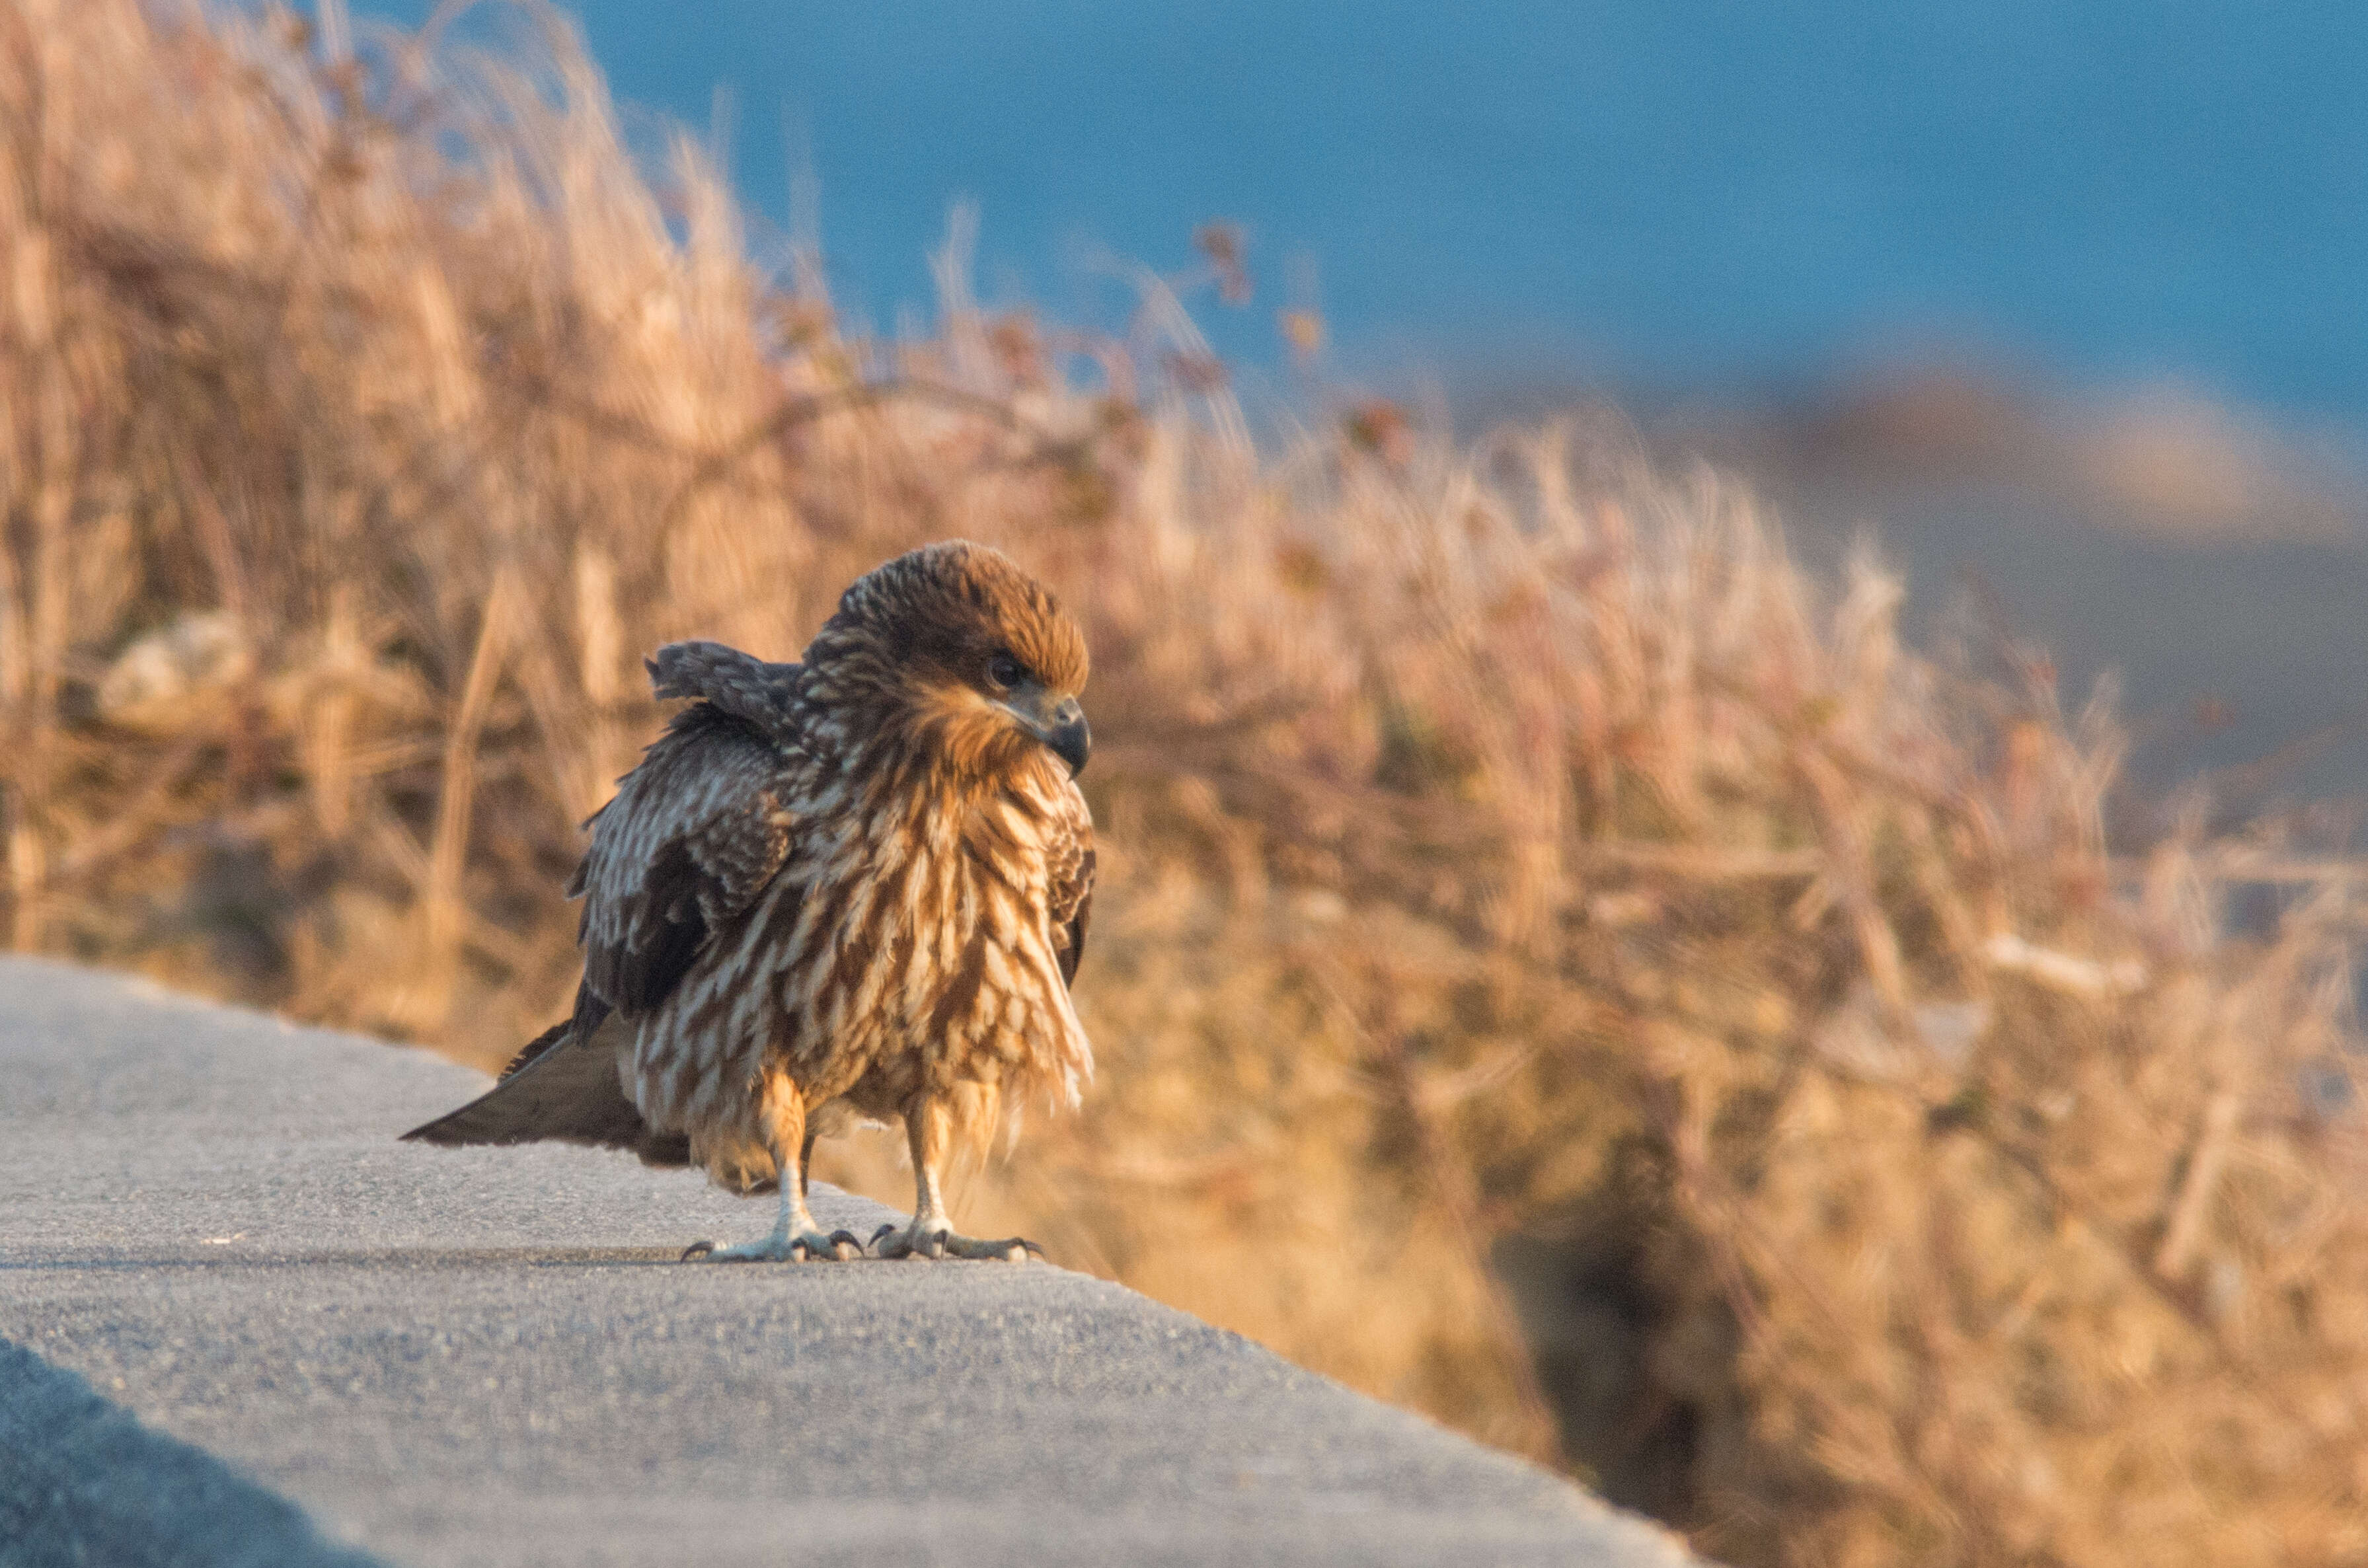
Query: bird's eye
987,653,1024,689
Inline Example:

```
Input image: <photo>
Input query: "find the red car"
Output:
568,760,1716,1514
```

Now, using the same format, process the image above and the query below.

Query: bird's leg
870,1094,1042,1262
683,1075,861,1262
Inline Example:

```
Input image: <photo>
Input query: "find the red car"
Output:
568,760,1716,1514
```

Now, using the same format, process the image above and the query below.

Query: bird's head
810,541,1091,782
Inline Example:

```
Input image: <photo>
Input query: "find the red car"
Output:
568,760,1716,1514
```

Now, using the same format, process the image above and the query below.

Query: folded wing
402,644,804,1158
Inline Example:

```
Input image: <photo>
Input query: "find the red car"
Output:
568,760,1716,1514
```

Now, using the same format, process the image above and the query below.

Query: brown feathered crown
815,541,1088,699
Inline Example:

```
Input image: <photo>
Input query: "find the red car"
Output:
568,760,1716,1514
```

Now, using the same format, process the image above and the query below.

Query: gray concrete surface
0,1338,377,1568
0,955,1700,1567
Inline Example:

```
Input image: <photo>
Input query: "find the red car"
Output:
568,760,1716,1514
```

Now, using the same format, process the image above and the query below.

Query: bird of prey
404,541,1095,1263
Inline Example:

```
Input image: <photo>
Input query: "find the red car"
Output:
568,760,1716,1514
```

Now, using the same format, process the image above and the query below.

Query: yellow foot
681,1229,862,1263
868,1222,1042,1262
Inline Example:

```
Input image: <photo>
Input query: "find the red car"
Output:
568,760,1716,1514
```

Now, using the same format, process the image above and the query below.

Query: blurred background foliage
3,5,2365,1565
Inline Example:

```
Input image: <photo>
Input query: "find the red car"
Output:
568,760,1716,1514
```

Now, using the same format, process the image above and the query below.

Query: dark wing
573,652,804,1014
402,644,800,1164
1048,792,1095,989
646,640,802,734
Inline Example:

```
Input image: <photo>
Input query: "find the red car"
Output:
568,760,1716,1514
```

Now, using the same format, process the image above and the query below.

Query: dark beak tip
1052,718,1091,778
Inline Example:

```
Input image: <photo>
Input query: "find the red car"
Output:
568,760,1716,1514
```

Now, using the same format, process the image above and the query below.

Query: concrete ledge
0,1337,377,1568
0,956,1702,1567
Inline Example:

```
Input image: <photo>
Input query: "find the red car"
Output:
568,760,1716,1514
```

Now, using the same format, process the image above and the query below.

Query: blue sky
365,0,2368,424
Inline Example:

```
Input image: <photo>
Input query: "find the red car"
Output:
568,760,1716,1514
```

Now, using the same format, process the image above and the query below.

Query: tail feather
402,1012,689,1167
497,1017,573,1082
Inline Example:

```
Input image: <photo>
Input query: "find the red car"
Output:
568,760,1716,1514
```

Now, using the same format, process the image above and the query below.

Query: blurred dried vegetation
5,3,2367,1564
1716,364,2367,548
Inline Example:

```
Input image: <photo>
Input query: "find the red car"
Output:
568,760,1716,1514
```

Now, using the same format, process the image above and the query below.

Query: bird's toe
943,1234,1042,1263
870,1222,1041,1263
687,1230,862,1263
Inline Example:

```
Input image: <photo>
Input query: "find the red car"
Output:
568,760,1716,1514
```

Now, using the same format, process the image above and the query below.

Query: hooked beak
1003,691,1091,778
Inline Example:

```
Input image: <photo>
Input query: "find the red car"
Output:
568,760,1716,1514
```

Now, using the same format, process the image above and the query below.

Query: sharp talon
681,1240,716,1261
962,1235,1040,1262
829,1230,863,1261
867,1224,1041,1262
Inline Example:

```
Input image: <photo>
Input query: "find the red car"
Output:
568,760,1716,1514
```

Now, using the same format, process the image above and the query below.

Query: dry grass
6,3,2367,1563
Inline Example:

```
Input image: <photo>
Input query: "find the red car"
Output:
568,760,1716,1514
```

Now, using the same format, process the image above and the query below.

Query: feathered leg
870,1094,1041,1262
683,1075,861,1263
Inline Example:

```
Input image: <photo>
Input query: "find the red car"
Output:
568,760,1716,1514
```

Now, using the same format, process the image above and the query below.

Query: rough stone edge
0,1337,384,1568
1,953,1711,1566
